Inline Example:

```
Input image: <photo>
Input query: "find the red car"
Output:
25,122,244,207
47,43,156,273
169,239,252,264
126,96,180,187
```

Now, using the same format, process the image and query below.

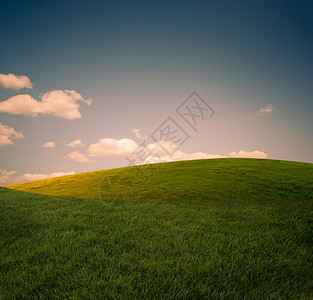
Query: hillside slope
7,158,313,202
1,185,313,298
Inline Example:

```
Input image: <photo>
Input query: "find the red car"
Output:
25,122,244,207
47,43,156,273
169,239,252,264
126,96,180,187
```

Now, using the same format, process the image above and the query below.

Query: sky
1,0,313,185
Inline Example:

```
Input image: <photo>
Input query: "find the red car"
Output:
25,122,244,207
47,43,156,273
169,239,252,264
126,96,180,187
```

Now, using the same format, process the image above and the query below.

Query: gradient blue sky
1,0,313,184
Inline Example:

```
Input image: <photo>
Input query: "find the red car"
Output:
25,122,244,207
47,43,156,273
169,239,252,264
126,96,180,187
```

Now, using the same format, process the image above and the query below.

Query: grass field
1,158,313,298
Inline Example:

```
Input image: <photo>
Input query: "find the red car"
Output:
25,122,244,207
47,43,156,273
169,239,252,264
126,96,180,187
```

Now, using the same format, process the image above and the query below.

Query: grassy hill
1,158,313,298
7,158,313,203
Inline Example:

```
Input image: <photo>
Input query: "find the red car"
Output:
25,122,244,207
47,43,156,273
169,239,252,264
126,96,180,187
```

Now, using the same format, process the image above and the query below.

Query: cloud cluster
228,150,268,159
0,74,92,149
83,138,227,163
65,136,268,163
0,73,33,90
0,90,92,120
0,169,75,186
0,122,23,148
1,74,271,177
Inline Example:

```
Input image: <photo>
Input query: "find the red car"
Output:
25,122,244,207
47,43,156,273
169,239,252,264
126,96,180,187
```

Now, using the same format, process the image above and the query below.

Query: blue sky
1,0,313,184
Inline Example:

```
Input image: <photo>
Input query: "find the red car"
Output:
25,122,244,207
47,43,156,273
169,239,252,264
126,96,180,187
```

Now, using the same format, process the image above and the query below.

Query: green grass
1,158,313,298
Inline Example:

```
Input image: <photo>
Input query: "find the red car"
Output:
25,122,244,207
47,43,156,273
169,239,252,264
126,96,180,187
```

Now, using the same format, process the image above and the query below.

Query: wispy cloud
0,169,75,186
259,104,274,114
132,128,146,140
0,90,92,119
19,171,75,183
0,169,17,185
64,151,89,162
228,150,268,159
0,73,33,90
66,139,84,148
0,122,23,148
41,141,55,148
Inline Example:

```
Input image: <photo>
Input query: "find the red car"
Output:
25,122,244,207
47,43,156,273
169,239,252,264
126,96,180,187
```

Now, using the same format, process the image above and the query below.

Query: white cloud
0,122,23,148
20,171,75,182
86,135,269,163
132,128,146,140
172,150,226,161
144,141,226,163
66,139,84,148
0,169,17,185
41,141,55,148
0,169,75,186
228,150,268,159
259,104,274,114
0,73,33,90
0,90,92,119
87,138,225,163
87,138,139,158
64,151,89,162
